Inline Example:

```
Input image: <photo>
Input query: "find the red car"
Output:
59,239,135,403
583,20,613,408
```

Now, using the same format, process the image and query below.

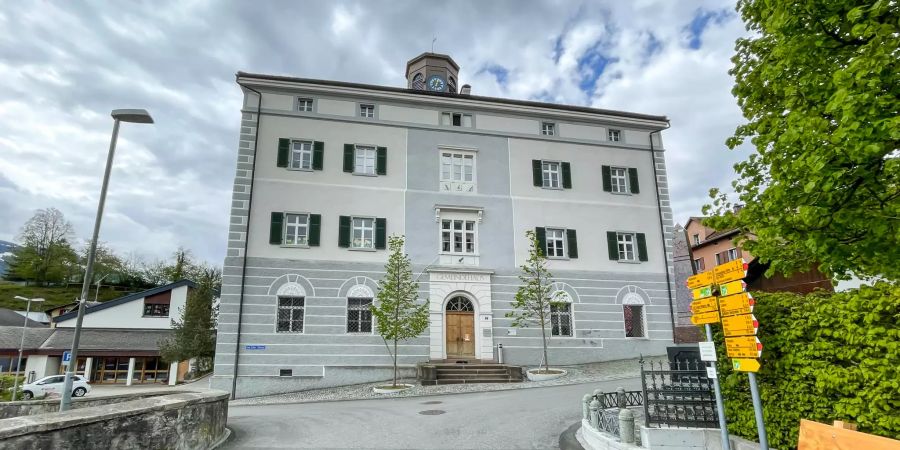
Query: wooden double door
445,312,475,358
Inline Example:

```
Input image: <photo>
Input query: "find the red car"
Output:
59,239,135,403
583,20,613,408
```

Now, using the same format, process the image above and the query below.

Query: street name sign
691,310,720,325
718,280,746,297
722,314,759,337
732,358,761,373
713,259,748,284
687,271,716,289
726,336,763,358
690,297,719,314
692,286,714,300
698,341,717,361
718,292,755,317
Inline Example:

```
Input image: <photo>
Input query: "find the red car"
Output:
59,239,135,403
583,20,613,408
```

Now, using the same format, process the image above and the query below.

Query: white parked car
20,375,91,400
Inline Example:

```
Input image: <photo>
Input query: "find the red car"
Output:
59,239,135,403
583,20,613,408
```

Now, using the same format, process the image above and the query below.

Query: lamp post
11,296,44,401
59,109,153,412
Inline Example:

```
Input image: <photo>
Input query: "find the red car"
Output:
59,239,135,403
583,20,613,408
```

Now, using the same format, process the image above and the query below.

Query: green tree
705,1,900,281
371,235,429,387
10,208,77,285
159,266,220,373
506,230,561,371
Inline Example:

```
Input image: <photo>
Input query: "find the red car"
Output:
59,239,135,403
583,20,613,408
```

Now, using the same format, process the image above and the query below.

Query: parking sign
62,350,71,366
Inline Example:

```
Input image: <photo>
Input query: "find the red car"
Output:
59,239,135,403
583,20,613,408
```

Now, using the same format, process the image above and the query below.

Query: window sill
617,260,643,265
275,331,305,334
349,247,377,252
346,332,375,335
352,172,378,177
286,167,314,172
541,186,564,190
281,244,310,249
624,336,649,340
142,315,170,318
610,191,633,196
439,252,480,257
547,256,570,261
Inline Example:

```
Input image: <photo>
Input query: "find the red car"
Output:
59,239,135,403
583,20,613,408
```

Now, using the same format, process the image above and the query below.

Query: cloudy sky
0,0,751,265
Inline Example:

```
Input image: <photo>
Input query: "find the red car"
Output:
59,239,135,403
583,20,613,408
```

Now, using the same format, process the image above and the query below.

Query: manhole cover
418,409,446,415
421,401,442,405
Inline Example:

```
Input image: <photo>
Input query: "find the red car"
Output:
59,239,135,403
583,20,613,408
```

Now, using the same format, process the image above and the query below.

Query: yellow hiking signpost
686,271,716,289
690,297,719,314
718,292,755,317
722,314,759,337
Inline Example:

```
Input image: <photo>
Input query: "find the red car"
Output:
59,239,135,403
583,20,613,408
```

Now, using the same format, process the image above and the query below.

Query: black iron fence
596,390,644,409
640,358,719,428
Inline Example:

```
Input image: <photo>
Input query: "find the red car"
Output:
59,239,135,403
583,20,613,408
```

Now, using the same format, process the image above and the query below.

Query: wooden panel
798,419,900,450
446,314,459,357
460,314,475,357
446,313,475,358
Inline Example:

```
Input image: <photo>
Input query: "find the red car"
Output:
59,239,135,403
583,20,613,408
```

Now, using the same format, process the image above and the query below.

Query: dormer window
143,291,171,317
541,122,556,136
359,104,375,118
297,98,314,112
441,112,473,127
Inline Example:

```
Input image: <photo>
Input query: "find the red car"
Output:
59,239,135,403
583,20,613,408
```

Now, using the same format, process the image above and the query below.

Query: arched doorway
445,296,475,358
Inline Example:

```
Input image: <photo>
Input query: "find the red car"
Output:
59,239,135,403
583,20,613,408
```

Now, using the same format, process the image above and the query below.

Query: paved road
224,377,640,449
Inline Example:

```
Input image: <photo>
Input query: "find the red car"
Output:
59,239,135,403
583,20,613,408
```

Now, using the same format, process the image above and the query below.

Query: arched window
412,73,425,90
448,76,457,93
551,291,573,336
445,296,474,312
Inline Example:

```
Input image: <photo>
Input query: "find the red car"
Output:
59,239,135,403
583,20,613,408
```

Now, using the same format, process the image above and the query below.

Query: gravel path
231,358,661,406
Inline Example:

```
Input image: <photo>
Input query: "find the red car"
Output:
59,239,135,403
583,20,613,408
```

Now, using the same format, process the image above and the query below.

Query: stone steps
435,377,521,385
419,363,525,385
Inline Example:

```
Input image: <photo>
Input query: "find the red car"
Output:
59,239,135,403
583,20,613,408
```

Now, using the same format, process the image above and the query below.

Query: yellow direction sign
726,336,762,358
722,313,759,337
687,271,716,289
692,286,714,300
732,358,761,373
713,259,748,284
718,280,746,297
690,297,719,314
691,310,720,325
719,292,755,317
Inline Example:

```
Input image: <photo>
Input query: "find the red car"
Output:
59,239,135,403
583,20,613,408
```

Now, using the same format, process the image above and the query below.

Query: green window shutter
343,144,354,173
535,227,547,257
376,147,387,175
269,212,284,245
606,231,618,260
637,233,648,261
628,168,640,194
312,141,325,170
532,160,543,186
561,162,572,189
308,214,321,246
602,165,612,192
338,216,351,247
375,218,387,249
277,139,290,168
566,229,578,258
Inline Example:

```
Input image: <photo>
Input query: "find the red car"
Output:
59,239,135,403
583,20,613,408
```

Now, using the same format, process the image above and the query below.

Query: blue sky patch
686,9,731,49
478,64,510,86
577,43,616,94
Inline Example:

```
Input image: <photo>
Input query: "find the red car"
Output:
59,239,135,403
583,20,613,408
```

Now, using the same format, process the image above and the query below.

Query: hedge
710,282,900,449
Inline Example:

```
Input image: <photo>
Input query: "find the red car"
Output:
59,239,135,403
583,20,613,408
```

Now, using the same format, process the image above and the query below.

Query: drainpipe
230,79,263,399
649,125,677,341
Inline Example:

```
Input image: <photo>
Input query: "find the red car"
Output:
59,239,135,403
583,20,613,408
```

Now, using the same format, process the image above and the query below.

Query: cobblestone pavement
230,358,660,406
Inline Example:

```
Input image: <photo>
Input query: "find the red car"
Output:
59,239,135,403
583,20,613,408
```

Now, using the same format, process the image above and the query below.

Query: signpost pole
747,372,768,449
705,324,732,450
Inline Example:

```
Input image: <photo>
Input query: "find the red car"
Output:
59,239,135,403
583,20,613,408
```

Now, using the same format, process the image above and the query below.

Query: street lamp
59,109,153,412
11,296,44,402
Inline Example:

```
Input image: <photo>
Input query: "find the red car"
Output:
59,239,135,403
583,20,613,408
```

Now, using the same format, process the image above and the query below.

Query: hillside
0,283,136,311
0,240,19,279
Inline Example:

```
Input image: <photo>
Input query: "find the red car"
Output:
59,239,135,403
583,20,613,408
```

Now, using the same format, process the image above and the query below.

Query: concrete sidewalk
85,373,212,398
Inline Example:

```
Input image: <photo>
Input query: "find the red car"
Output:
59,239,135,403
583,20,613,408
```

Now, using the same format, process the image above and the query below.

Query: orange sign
722,313,758,337
732,358,761,372
713,259,748,284
687,271,716,289
719,292,755,317
690,298,718,314
726,336,762,358
691,310,720,325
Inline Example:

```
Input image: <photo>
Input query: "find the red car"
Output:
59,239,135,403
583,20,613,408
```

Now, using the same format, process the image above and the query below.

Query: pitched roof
0,326,172,352
0,308,48,328
0,326,54,351
52,280,196,323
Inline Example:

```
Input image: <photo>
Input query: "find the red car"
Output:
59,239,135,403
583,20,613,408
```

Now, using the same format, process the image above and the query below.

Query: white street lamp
59,109,153,411
11,296,44,402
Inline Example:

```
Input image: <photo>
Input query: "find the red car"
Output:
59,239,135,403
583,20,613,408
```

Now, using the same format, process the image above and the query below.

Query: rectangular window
610,167,628,193
297,98,314,112
693,258,705,272
276,297,304,333
727,248,738,262
347,298,373,333
545,228,566,258
692,234,700,245
624,305,645,337
617,232,636,261
551,303,572,336
440,151,476,192
289,140,313,170
352,217,375,249
541,122,556,136
279,369,292,377
354,146,376,175
441,219,476,254
143,291,171,317
716,253,722,265
542,161,561,188
441,112,473,127
143,303,169,317
283,213,309,246
608,129,621,142
360,104,375,118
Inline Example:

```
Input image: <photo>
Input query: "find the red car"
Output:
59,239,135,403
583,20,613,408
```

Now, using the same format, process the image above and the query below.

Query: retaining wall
0,392,169,420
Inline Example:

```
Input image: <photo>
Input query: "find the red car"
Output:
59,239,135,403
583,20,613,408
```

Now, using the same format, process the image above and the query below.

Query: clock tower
406,52,460,94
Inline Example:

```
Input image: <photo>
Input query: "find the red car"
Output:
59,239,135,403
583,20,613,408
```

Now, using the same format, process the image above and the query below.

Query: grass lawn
0,283,136,311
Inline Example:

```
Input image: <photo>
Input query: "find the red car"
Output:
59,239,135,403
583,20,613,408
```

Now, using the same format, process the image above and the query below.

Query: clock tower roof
406,52,460,93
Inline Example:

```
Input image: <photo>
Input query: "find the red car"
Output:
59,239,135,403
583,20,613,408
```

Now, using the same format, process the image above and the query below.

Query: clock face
427,75,446,92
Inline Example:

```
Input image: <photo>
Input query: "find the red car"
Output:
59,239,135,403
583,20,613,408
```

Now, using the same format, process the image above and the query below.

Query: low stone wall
580,423,766,450
0,390,229,450
0,392,169,420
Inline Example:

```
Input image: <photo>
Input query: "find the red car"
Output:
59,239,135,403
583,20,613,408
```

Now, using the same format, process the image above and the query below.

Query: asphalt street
224,376,641,449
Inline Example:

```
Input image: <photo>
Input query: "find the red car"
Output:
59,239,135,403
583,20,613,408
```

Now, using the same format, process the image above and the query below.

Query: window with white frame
693,258,705,272
346,298,373,333
276,296,304,332
297,98,314,112
354,146,376,175
541,122,556,136
727,248,738,262
608,129,621,142
360,104,375,118
440,151,475,192
542,161,561,188
441,219,476,254
610,167,629,193
551,303,572,336
441,112,473,127
283,213,309,246
692,234,700,245
623,304,645,337
289,140,313,170
617,232,636,261
545,228,566,258
351,217,375,249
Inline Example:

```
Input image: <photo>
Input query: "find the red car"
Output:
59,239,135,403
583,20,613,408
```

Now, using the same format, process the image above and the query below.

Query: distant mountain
0,240,20,279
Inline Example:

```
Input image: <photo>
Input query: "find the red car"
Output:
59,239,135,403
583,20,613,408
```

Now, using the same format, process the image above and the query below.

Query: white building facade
212,53,677,398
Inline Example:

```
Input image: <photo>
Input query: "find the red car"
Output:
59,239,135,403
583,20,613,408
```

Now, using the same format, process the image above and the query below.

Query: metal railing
640,358,719,429
583,387,643,441
596,390,644,409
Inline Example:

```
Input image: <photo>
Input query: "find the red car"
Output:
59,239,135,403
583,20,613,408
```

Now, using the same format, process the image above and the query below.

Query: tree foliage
705,1,900,280
159,266,221,370
9,208,77,285
371,235,428,387
506,230,562,371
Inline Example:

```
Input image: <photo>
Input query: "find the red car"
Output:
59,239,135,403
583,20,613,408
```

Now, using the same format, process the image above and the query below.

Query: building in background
671,224,701,343
214,53,677,398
